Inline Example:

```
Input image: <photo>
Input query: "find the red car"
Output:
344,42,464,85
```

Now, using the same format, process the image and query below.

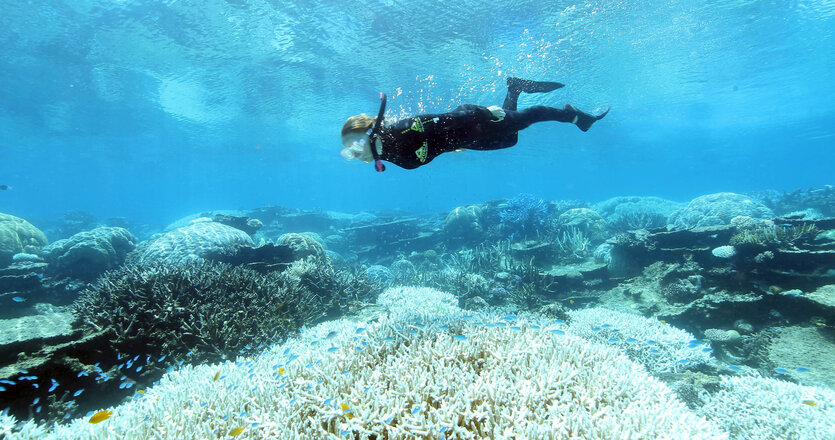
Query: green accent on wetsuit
401,117,436,163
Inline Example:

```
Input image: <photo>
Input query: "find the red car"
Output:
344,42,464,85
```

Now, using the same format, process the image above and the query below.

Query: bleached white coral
377,286,460,317
3,305,727,439
700,375,835,440
567,307,715,374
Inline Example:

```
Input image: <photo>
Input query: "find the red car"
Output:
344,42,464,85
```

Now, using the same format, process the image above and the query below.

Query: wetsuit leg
503,77,565,111
507,105,610,132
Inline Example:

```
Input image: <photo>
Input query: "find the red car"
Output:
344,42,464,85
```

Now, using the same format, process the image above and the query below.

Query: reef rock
0,213,48,267
128,221,254,267
667,192,773,230
43,227,136,280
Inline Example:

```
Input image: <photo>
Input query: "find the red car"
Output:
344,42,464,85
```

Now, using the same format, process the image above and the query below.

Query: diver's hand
487,105,506,122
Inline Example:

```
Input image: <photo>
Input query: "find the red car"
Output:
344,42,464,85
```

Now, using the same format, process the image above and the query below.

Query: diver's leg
502,77,565,111
515,105,610,132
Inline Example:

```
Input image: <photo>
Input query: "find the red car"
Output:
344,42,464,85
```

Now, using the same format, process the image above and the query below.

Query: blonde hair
341,113,376,137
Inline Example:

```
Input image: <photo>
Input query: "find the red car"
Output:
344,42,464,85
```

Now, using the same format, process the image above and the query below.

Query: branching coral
72,260,344,364
9,288,728,440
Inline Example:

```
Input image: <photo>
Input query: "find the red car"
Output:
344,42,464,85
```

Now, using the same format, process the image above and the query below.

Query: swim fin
507,77,565,94
565,105,610,132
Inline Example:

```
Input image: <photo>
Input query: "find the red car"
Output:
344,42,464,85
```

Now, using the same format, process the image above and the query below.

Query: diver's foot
566,105,610,132
507,77,564,94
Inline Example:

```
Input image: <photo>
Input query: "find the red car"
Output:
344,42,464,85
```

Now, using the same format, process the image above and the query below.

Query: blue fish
0,386,4,392
356,327,366,333
608,338,618,343
324,398,333,405
510,326,521,332
502,315,517,321
728,365,741,371
0,380,15,385
550,329,565,335
530,325,541,330
626,338,638,342
326,331,338,339
288,355,300,362
73,389,84,397
774,368,789,374
554,319,567,324
385,416,394,424
453,334,467,341
796,367,811,373
411,407,420,415
158,355,166,362
11,297,25,303
381,337,395,342
327,347,339,353
78,371,88,377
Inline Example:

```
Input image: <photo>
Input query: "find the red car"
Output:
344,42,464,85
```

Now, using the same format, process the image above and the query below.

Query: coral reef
443,204,485,242
567,307,714,374
595,196,683,231
277,232,330,265
699,375,835,440
668,192,774,230
42,227,136,281
0,213,48,266
72,260,344,366
498,194,550,239
4,289,727,440
127,220,254,266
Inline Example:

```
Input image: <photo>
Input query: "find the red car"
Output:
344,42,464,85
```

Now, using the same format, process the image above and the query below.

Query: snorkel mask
340,137,370,161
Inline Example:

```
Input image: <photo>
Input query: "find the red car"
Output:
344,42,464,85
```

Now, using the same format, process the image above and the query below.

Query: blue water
1,0,833,225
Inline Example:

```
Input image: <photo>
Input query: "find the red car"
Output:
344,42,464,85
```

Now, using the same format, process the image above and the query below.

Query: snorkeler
340,77,609,171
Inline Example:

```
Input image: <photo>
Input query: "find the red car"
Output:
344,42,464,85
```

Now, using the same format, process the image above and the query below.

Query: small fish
569,299,574,304
608,338,618,343
325,331,338,339
229,426,245,436
158,355,166,362
510,326,521,332
801,399,818,407
550,329,565,335
774,368,790,374
213,371,221,381
385,416,394,424
502,315,517,321
626,338,638,342
0,185,9,190
88,410,112,424
323,398,333,405
12,297,25,303
0,380,15,385
327,346,339,353
381,337,395,342
73,389,85,397
341,403,354,419
137,390,145,394
453,334,467,341
33,397,39,405
278,367,285,375
554,319,567,324
0,386,5,392
530,325,541,330
341,430,352,436
356,327,366,333
796,367,811,373
287,355,299,362
411,407,420,415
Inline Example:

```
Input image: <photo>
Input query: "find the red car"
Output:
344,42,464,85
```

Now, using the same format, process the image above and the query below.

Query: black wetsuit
377,103,583,170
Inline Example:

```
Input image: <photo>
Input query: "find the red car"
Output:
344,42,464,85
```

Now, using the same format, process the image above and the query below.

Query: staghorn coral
699,375,835,440
8,288,727,440
567,307,715,374
72,260,343,364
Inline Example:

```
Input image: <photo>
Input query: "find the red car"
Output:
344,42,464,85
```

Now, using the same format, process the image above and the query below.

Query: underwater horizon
1,1,835,439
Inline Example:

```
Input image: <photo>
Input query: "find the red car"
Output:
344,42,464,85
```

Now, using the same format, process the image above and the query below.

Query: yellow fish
341,403,354,420
229,426,245,436
569,299,574,305
801,400,818,407
278,367,285,376
213,371,221,382
88,410,113,424
136,390,145,394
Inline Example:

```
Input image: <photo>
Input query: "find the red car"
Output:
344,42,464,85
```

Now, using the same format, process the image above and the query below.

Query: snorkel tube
366,92,387,172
